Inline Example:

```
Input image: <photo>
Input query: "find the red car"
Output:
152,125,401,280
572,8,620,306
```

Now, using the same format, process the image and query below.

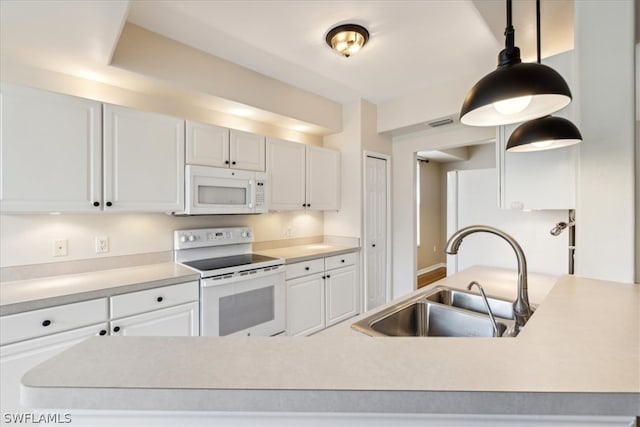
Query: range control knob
241,231,250,238
188,235,196,242
180,235,187,243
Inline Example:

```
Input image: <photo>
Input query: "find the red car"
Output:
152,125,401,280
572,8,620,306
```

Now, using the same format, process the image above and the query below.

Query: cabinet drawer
110,281,199,319
325,252,357,270
285,259,325,280
0,298,107,346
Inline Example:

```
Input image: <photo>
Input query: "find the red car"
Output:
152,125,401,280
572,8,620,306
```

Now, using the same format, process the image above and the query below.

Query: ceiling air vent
427,117,454,128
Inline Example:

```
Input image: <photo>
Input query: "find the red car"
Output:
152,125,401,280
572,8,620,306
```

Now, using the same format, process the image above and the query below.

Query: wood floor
417,267,447,289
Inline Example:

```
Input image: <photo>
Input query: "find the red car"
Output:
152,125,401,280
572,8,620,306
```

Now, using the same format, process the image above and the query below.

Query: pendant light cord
499,0,521,66
536,0,541,64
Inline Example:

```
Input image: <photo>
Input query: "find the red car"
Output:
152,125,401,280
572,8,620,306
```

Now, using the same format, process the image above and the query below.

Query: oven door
200,267,285,336
185,165,255,215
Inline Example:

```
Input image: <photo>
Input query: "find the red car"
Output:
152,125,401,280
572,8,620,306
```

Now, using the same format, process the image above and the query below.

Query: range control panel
174,227,253,250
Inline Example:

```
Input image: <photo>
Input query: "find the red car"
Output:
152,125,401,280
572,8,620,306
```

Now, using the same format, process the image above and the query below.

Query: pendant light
459,0,572,127
506,0,582,152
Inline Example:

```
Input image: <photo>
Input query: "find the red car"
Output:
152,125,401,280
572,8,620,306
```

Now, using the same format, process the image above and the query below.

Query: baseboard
417,263,446,276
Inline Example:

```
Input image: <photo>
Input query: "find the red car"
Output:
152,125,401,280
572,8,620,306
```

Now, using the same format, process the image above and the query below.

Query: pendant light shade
507,116,582,152
460,62,572,127
459,0,572,127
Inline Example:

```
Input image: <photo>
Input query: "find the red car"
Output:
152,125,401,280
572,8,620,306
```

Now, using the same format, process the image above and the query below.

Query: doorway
364,153,390,311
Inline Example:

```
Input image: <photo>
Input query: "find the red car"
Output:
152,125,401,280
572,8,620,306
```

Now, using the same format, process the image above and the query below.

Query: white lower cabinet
109,281,200,337
0,280,200,415
110,301,199,337
285,252,359,336
0,296,109,415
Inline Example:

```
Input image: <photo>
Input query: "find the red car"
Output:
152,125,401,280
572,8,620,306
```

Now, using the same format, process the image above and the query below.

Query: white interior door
364,155,388,311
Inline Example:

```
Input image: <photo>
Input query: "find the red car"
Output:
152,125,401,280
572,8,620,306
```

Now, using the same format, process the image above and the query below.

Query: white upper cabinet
186,121,265,171
267,137,306,210
0,84,102,212
496,50,578,211
229,129,266,171
306,145,340,211
185,121,229,168
266,138,340,211
103,104,185,212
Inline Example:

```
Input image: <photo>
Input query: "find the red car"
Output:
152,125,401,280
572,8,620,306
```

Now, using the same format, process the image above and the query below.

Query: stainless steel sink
424,286,515,320
352,286,518,337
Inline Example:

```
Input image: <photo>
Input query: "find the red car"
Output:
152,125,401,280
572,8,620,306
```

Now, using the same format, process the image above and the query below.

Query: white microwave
182,165,267,215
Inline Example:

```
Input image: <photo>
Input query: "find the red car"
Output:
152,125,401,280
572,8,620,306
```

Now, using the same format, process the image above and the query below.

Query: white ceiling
0,0,576,123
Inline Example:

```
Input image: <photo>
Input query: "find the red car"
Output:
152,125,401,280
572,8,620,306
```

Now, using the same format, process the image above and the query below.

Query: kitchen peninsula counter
20,267,640,420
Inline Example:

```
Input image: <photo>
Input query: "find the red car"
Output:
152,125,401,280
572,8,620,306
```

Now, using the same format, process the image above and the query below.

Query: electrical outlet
433,245,437,252
95,236,109,254
53,239,68,257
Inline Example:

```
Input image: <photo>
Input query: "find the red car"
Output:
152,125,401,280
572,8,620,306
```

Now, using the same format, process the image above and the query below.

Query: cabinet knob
372,244,376,247
326,274,331,279
93,201,100,207
113,326,121,333
106,201,113,207
341,259,345,263
305,266,310,271
232,161,236,165
157,296,164,303
42,320,51,327
99,329,107,336
322,276,326,279
225,160,230,165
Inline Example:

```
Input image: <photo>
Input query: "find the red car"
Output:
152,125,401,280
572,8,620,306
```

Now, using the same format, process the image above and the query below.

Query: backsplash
0,211,323,270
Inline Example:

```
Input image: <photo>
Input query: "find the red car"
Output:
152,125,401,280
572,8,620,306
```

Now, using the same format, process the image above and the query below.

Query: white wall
323,100,362,239
574,0,636,283
391,125,495,299
0,212,323,268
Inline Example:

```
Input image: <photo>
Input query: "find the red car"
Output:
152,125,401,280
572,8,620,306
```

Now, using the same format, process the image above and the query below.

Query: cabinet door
306,146,340,210
0,84,102,212
111,302,199,337
286,274,325,336
230,129,265,171
185,120,229,168
103,105,184,212
0,323,107,414
325,265,359,327
266,138,306,210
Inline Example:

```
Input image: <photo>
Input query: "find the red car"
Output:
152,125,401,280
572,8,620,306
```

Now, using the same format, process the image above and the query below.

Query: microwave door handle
248,179,254,209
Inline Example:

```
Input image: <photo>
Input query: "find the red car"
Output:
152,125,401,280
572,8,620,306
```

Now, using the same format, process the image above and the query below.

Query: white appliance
446,168,569,276
174,227,285,336
182,165,267,215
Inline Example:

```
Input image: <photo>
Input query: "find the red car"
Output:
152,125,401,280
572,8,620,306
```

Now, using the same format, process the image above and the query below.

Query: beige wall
417,160,444,271
416,143,496,272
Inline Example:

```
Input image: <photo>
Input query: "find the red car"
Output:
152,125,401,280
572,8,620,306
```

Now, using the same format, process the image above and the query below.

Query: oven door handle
202,266,284,287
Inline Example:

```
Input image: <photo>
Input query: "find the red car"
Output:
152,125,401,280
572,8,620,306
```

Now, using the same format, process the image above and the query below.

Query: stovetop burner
182,253,280,272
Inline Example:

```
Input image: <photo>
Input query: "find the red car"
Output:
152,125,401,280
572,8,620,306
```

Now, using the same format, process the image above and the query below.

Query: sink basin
351,286,517,337
425,286,515,320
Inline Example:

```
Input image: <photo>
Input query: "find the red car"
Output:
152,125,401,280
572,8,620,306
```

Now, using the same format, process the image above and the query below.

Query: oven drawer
110,281,199,319
325,252,357,270
0,298,107,345
285,258,325,280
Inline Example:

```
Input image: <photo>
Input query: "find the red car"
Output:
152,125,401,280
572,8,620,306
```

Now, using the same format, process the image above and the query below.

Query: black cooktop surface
183,253,279,272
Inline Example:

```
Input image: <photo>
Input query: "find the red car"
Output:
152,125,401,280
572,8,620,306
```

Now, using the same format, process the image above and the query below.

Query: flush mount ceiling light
506,0,582,152
325,24,369,58
459,0,572,127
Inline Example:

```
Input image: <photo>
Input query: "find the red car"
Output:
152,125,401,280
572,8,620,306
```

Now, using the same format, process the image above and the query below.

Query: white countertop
0,263,200,315
256,243,359,263
20,266,640,416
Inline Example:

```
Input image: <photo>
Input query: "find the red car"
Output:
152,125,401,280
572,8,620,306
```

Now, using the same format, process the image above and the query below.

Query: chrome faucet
445,225,532,332
467,281,499,336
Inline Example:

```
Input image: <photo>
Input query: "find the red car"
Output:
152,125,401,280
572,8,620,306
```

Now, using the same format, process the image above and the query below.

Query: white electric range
174,227,285,336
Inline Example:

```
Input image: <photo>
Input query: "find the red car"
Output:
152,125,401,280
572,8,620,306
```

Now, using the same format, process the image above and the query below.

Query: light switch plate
53,239,68,257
